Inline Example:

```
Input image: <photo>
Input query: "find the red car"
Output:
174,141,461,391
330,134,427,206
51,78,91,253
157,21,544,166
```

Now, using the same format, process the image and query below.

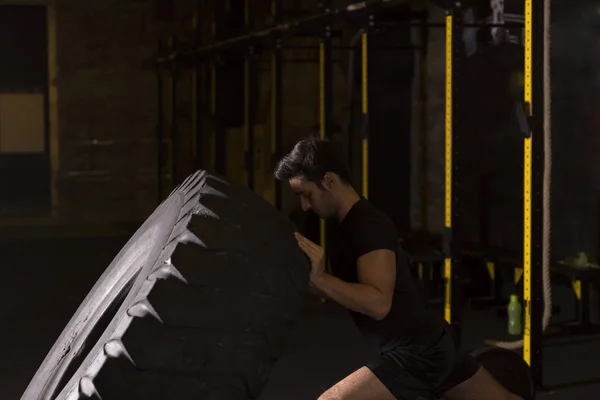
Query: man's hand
294,232,325,281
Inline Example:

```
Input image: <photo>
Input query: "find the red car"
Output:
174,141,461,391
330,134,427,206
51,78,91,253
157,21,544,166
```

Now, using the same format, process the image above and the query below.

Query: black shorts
366,322,480,400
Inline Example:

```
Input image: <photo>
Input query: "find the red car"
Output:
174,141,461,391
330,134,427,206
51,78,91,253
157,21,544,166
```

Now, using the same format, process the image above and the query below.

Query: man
274,137,523,400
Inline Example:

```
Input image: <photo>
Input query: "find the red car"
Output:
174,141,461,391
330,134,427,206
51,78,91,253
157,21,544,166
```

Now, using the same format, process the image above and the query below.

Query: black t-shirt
328,198,444,352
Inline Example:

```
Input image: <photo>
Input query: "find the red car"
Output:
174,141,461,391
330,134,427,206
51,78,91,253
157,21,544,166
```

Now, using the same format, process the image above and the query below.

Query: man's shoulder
341,200,399,257
345,200,398,239
352,200,396,227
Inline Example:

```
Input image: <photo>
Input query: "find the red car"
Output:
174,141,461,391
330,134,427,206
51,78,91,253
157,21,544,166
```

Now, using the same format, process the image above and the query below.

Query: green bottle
508,294,522,335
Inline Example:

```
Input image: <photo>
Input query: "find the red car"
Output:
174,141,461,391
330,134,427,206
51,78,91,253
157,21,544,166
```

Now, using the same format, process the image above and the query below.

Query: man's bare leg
318,367,396,400
442,366,524,400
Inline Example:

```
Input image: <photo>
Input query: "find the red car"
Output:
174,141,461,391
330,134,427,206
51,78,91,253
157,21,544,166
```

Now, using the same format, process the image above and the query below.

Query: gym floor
2,236,599,400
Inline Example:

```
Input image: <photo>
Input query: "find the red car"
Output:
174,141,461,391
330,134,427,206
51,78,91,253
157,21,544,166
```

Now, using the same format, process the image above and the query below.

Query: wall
46,0,600,258
420,1,600,260
202,1,415,222
46,0,517,236
0,3,50,217
53,0,159,223
419,3,526,250
550,0,600,259
269,37,350,216
411,3,445,235
178,0,352,218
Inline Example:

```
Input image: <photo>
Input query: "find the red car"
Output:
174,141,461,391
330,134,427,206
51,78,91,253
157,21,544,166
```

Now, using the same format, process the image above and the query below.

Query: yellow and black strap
361,28,370,199
443,4,463,344
523,0,544,386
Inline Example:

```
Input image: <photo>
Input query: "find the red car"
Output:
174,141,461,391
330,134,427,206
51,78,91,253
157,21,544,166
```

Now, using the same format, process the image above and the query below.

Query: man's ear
322,173,336,189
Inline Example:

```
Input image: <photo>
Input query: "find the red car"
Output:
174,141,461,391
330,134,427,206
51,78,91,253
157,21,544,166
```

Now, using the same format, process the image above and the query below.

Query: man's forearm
311,273,388,320
306,281,329,298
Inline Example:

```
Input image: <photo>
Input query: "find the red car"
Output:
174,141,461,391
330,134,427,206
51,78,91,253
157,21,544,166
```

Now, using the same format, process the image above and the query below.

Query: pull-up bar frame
156,0,410,64
443,0,545,389
159,9,545,383
443,3,463,346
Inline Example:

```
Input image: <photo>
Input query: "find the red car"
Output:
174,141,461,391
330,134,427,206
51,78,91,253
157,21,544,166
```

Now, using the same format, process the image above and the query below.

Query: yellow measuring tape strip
444,14,453,325
361,33,369,199
523,0,533,367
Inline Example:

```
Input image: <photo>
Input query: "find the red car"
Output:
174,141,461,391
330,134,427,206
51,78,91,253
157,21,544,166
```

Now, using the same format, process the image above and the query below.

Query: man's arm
306,281,329,298
311,249,396,320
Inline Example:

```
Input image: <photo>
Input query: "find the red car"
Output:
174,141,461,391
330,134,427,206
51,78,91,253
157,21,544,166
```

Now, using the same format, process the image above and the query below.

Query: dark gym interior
2,0,600,399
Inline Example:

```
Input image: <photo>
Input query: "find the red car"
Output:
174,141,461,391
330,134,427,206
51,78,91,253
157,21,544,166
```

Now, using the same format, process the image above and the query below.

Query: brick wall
48,0,447,229
54,0,159,223
48,0,600,257
50,0,421,224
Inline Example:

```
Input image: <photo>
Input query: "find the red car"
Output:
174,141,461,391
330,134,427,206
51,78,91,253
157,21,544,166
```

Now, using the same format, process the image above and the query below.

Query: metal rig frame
155,0,547,389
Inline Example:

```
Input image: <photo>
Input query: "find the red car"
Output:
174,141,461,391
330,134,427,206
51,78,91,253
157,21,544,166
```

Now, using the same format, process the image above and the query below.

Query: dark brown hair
274,136,352,187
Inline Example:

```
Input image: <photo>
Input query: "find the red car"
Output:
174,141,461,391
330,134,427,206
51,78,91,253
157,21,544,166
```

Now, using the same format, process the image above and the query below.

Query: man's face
289,177,337,219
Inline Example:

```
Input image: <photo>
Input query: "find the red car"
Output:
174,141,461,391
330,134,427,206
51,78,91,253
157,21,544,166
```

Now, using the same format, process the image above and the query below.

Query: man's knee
317,388,339,400
442,366,524,400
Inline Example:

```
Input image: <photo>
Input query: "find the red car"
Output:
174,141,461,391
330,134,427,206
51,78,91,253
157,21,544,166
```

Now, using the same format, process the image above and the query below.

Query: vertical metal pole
524,0,544,387
207,2,217,173
155,0,174,201
171,58,178,190
214,1,226,175
167,1,177,189
156,67,164,202
214,79,226,175
418,17,429,229
192,66,198,164
194,65,204,170
444,6,453,333
360,18,371,199
319,0,332,252
272,0,283,210
214,59,226,175
244,50,256,190
244,0,255,190
209,62,216,172
444,2,463,344
192,0,203,170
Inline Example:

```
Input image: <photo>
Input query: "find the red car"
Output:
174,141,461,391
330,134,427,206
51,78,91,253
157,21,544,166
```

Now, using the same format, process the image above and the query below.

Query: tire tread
90,172,307,400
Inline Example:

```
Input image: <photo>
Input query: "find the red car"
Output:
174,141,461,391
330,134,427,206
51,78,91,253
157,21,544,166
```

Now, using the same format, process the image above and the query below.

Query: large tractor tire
21,171,309,400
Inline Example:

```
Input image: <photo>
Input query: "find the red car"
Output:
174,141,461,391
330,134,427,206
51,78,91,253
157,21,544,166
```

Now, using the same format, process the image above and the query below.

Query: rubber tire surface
27,171,309,400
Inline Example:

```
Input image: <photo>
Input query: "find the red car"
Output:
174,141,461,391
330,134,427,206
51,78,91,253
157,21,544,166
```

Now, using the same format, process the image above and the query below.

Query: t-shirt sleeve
351,215,398,258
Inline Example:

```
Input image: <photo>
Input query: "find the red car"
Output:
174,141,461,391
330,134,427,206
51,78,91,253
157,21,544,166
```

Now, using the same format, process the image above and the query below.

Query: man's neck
336,189,361,222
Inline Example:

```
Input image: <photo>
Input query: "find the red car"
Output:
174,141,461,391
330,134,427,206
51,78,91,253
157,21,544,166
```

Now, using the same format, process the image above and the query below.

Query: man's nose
301,198,311,211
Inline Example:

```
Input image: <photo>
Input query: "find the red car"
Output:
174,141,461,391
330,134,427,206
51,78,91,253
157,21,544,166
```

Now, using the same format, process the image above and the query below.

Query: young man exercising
275,138,523,400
